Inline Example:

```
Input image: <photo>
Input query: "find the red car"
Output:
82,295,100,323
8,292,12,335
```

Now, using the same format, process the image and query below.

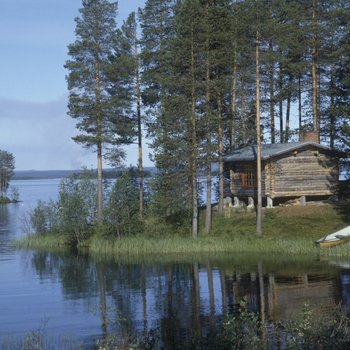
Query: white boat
315,226,350,247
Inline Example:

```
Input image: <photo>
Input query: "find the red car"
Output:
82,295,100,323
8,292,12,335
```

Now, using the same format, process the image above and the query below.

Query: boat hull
317,238,350,248
316,226,350,248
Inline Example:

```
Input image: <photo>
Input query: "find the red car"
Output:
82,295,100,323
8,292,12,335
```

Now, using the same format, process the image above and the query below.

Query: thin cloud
0,96,95,170
0,96,153,170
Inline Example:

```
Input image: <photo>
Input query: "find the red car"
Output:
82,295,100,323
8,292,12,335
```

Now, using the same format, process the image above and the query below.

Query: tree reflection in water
28,251,349,348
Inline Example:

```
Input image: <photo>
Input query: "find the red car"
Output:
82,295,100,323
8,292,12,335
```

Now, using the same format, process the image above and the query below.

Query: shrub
146,174,192,234
28,170,97,245
105,168,143,237
30,200,59,235
57,170,97,244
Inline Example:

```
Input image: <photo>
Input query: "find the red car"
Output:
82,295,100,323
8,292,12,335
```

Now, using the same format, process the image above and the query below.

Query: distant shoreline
13,170,81,180
13,167,158,180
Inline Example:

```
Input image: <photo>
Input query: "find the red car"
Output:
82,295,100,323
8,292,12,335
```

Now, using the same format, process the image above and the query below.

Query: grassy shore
16,203,350,257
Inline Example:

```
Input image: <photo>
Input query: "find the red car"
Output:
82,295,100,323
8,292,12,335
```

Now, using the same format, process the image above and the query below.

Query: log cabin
223,132,345,207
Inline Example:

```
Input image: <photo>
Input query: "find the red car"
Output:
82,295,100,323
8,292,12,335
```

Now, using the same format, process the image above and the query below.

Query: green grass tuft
15,204,350,258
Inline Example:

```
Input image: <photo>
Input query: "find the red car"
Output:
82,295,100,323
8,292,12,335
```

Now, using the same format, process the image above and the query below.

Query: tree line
0,149,15,202
65,0,350,238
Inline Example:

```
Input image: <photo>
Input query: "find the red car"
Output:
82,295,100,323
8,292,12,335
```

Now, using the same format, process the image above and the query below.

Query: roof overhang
223,142,347,162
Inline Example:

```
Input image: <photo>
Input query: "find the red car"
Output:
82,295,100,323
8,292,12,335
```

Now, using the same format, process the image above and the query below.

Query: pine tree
203,0,214,234
139,0,176,114
314,0,349,147
260,0,308,143
210,0,233,212
256,0,262,236
332,2,350,156
109,12,144,217
139,0,187,225
169,0,206,237
134,16,144,219
232,0,256,146
65,0,121,220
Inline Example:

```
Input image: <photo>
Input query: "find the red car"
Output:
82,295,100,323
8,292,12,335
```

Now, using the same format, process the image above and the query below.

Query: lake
1,179,350,349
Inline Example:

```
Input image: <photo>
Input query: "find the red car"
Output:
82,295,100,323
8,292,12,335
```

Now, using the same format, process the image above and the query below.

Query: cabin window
241,168,256,188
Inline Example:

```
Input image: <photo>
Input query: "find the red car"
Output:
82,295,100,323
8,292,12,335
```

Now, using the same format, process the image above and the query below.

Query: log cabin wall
227,146,339,199
264,159,274,197
229,161,267,198
271,148,339,198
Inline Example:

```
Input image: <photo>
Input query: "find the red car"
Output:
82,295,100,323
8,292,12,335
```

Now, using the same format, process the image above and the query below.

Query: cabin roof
223,141,344,162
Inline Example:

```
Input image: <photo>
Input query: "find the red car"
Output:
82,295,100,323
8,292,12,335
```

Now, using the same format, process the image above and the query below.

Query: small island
0,149,18,204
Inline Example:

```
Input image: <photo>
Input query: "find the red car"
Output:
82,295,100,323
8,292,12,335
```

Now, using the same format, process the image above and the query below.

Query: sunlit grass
87,235,316,256
16,203,350,257
15,233,70,250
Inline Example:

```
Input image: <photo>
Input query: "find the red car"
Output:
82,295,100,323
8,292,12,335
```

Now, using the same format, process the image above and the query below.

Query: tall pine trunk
217,90,224,213
285,79,291,143
268,40,275,143
241,77,247,144
278,62,284,143
256,25,262,237
298,76,302,136
205,43,212,234
190,23,198,239
135,35,144,219
312,0,319,135
95,59,103,221
230,41,237,149
329,70,336,148
97,141,103,220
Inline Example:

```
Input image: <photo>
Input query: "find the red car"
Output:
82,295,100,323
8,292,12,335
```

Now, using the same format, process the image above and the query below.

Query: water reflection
0,204,10,229
2,178,349,347
25,251,349,348
0,204,16,260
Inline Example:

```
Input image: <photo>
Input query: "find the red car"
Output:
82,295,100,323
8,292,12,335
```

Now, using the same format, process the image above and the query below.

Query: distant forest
64,0,350,237
13,168,157,180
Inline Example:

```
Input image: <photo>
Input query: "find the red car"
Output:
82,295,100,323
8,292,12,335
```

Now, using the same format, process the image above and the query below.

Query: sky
0,0,148,170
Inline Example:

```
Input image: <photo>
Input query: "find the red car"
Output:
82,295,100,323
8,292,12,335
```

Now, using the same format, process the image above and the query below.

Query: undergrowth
15,204,350,258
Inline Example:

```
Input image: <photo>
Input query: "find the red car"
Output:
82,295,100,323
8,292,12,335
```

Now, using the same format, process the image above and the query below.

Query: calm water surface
1,179,350,348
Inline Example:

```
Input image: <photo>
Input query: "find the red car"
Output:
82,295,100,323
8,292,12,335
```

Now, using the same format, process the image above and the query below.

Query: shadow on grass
335,180,350,223
335,201,350,223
